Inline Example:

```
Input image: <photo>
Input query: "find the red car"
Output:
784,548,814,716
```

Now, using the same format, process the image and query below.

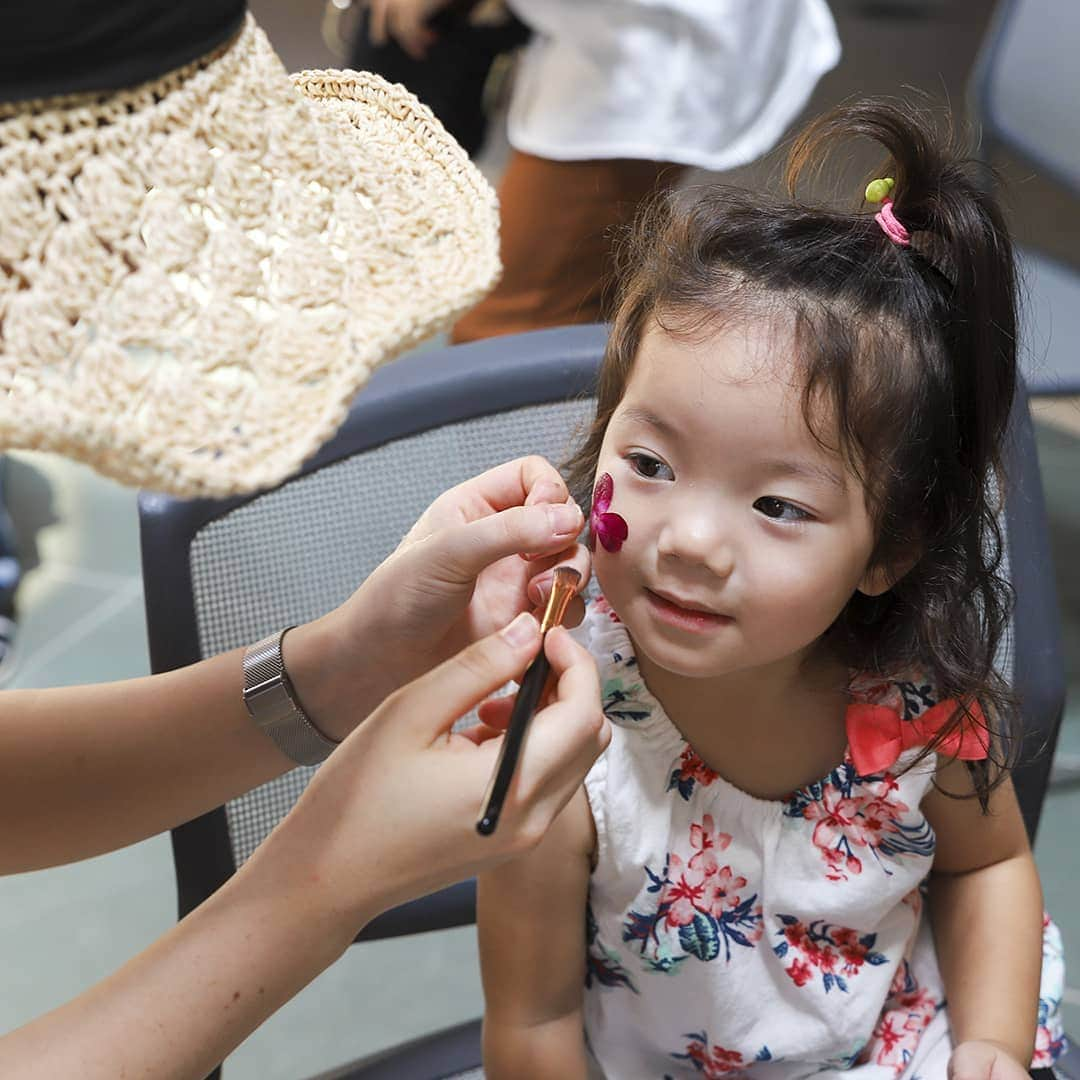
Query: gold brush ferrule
539,566,582,634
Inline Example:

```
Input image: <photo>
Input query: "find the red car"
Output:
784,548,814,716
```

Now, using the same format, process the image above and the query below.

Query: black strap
0,0,245,103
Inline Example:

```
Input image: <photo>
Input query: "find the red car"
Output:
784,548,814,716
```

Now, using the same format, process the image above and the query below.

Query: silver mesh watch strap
242,627,339,766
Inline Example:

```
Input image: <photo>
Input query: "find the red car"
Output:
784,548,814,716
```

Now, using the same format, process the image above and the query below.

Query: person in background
360,0,841,340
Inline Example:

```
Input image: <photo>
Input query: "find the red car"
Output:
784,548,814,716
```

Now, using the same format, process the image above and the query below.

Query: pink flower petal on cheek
592,472,614,514
590,472,628,553
597,512,628,553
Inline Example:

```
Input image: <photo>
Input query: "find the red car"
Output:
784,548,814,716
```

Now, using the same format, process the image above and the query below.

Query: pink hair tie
875,198,911,246
864,177,911,247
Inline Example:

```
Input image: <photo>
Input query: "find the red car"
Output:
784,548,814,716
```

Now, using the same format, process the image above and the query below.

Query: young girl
477,100,1067,1078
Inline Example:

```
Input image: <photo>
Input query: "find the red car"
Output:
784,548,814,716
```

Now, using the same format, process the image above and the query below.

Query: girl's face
593,319,888,684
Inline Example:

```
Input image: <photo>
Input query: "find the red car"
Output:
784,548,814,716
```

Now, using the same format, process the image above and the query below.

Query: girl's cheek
593,552,631,615
594,553,615,593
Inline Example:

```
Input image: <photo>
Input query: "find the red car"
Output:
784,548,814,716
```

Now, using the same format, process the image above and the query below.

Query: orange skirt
451,150,685,343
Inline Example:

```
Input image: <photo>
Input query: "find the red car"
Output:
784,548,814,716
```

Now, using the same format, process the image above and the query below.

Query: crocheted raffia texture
0,16,500,497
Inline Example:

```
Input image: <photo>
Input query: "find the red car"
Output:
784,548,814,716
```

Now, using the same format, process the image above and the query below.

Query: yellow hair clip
864,177,895,204
864,177,909,246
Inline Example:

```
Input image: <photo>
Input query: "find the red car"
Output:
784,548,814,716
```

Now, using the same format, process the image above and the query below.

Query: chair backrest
138,324,1066,940
969,0,1080,196
1002,380,1067,837
139,324,604,938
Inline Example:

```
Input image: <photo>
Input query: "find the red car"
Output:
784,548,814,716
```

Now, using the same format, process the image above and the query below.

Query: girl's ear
857,554,918,598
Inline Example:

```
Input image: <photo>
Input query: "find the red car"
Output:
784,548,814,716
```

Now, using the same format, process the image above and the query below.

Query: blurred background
1,0,1077,1075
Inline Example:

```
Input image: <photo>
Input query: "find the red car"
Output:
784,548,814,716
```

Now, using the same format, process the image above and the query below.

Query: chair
139,324,1068,1078
968,0,1080,396
139,324,602,1078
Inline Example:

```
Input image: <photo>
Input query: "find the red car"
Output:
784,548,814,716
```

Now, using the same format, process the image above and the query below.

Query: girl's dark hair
566,99,1020,809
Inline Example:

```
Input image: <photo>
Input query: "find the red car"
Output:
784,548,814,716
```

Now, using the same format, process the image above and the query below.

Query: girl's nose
656,508,734,579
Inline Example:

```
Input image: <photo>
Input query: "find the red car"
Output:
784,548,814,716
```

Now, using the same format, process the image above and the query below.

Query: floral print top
576,600,1066,1080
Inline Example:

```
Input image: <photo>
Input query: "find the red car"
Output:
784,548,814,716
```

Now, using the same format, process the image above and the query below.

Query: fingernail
549,503,582,536
539,480,565,503
528,576,550,606
526,480,562,506
502,612,538,648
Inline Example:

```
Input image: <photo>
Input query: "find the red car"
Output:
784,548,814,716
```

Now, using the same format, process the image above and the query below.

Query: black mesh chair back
139,324,1065,1077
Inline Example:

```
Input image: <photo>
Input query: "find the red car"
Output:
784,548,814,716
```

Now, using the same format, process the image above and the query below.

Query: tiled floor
2,1,1078,1075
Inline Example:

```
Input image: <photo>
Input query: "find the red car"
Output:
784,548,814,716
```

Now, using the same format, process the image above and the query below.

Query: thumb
426,503,583,586
389,613,541,740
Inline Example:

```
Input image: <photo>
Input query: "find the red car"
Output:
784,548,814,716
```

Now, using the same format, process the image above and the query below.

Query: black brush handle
476,651,552,836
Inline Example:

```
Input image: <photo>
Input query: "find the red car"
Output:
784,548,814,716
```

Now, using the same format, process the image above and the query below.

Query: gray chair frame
969,0,1080,396
139,324,1068,1078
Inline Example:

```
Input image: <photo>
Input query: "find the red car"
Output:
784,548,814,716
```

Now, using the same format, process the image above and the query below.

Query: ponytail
568,98,1024,808
785,99,1021,808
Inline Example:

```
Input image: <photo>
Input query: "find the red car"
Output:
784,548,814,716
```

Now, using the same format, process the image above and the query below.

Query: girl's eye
628,453,674,481
754,496,812,523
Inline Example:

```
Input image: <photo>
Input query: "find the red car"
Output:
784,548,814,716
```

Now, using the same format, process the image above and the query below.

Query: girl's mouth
645,589,732,633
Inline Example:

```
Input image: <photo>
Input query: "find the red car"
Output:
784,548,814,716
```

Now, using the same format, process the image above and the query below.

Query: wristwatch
242,627,339,766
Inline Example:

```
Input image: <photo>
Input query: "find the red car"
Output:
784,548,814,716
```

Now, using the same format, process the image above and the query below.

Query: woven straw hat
0,15,500,498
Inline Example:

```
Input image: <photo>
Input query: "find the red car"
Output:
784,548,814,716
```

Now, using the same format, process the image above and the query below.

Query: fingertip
501,611,540,650
548,501,584,538
528,568,552,606
561,594,586,629
543,624,577,665
527,553,589,610
477,695,513,731
596,713,613,751
527,578,545,607
463,719,505,745
524,478,567,508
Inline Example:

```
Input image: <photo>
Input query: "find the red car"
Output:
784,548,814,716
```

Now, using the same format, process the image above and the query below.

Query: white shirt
505,0,842,170
573,599,1068,1077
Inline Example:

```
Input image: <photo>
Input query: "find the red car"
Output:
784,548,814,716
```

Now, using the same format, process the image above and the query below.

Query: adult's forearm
929,852,1043,1065
0,616,362,872
0,858,360,1079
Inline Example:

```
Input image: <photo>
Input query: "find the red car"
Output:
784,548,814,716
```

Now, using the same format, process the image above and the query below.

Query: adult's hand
0,617,608,1080
247,612,609,931
364,0,453,60
0,456,585,873
289,456,588,741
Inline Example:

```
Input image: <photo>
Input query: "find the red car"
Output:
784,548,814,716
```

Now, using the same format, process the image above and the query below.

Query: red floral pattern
670,1033,773,1077
773,916,888,994
785,766,934,881
856,961,939,1073
669,745,720,800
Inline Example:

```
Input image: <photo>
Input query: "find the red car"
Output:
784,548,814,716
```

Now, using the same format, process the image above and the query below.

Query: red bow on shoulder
845,698,990,776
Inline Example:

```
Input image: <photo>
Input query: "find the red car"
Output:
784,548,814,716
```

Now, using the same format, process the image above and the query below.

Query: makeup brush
476,565,582,836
